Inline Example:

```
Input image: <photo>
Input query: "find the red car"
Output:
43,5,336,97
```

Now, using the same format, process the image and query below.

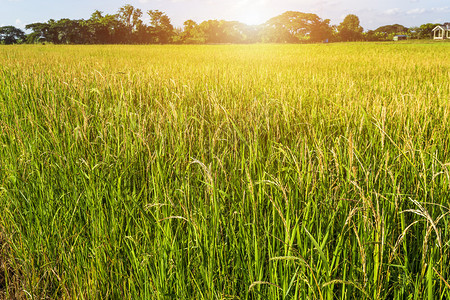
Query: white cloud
384,8,401,15
406,8,425,15
15,18,22,26
430,7,450,13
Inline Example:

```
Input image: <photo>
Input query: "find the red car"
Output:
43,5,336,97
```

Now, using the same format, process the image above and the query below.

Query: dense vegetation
1,43,450,299
0,5,444,45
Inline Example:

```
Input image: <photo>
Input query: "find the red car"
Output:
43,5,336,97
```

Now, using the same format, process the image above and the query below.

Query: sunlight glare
240,12,266,26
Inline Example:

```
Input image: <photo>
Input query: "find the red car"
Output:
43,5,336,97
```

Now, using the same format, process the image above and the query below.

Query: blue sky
1,0,449,30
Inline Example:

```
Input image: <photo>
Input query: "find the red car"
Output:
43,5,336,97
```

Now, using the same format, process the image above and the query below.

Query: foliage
0,26,25,44
148,10,175,44
117,4,144,43
365,24,409,41
262,11,333,43
180,20,204,44
365,30,386,41
118,4,143,31
24,5,159,45
376,24,408,35
417,23,442,39
338,14,364,41
192,20,254,44
3,6,446,44
85,10,121,44
379,24,408,40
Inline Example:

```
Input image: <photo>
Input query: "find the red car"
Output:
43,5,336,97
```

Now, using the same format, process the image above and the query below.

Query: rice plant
0,42,449,299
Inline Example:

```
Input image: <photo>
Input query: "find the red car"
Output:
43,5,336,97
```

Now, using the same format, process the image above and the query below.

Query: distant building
393,35,407,41
432,23,450,40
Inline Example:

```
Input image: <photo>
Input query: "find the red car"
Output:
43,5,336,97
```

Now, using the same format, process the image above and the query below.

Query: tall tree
25,22,51,43
26,19,88,44
417,23,441,39
53,19,87,44
191,20,259,44
222,22,260,43
338,14,363,41
365,30,385,41
198,20,228,43
118,4,143,42
0,26,25,44
309,18,333,42
262,11,333,43
374,24,408,40
87,10,113,44
181,20,204,44
148,10,174,44
118,4,142,31
375,24,408,35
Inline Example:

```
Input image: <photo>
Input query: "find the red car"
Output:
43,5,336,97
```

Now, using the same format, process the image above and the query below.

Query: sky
1,0,449,31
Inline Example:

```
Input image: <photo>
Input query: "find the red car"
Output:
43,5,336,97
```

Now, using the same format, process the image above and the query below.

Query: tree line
0,4,442,45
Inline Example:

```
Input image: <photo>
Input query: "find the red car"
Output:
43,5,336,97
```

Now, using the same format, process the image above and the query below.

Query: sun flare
239,12,266,25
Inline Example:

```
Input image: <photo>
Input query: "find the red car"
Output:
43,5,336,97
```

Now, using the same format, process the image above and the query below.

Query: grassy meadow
1,42,450,299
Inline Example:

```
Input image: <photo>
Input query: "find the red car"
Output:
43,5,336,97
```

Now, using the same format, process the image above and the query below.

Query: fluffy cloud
383,8,401,15
430,7,450,13
406,8,425,15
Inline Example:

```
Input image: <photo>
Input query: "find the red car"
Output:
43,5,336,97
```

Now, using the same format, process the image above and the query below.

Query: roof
432,25,449,31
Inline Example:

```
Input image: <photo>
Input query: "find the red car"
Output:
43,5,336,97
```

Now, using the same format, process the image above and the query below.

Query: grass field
1,42,450,299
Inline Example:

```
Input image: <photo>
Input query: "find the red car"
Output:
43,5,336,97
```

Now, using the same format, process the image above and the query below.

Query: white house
432,23,450,40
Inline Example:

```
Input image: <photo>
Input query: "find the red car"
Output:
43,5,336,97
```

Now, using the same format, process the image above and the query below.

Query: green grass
0,42,449,299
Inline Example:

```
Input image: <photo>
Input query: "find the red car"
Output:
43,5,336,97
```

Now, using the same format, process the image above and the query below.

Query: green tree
43,19,61,43
0,26,25,44
118,4,142,31
53,19,87,44
373,24,408,40
183,20,258,44
148,10,174,44
222,22,260,43
118,4,143,42
309,18,333,42
198,20,228,43
180,20,204,44
338,14,363,41
376,24,408,35
417,23,440,39
261,11,333,43
87,10,122,44
365,30,385,41
408,26,420,39
25,22,52,43
26,19,88,44
87,11,109,43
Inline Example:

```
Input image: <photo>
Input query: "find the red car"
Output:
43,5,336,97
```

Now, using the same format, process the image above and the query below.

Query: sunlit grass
1,42,449,299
